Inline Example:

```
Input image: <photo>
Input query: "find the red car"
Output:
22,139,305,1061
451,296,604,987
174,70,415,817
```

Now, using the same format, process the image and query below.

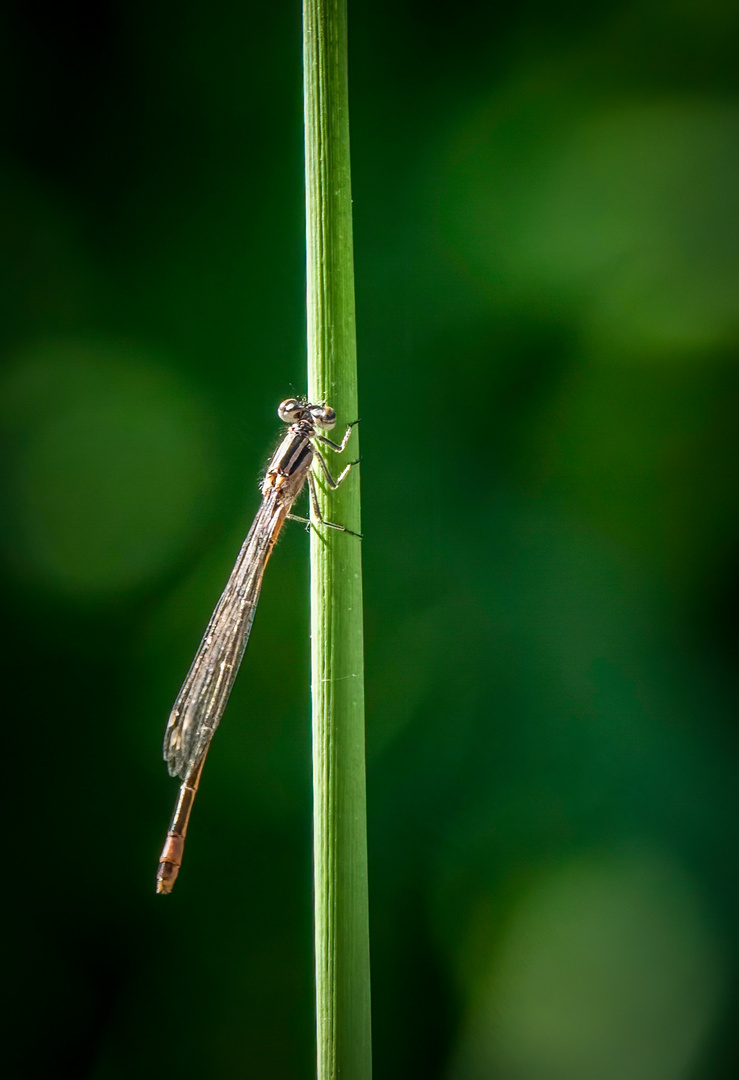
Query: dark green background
3,1,738,1077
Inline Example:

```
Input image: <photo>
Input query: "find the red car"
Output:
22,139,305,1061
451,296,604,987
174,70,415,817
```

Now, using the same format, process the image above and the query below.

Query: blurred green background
3,1,739,1077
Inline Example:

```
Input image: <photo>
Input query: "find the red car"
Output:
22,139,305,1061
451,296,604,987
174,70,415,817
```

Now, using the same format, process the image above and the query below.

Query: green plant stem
303,0,371,1077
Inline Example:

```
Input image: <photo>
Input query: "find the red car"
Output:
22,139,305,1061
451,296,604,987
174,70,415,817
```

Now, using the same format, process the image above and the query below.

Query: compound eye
312,404,337,430
278,398,300,422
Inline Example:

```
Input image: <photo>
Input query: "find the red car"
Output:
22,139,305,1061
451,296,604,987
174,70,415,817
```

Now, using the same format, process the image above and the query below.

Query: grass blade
303,0,372,1076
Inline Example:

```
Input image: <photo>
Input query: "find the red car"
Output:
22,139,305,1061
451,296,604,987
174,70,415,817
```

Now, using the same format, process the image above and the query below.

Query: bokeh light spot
450,848,725,1080
0,340,216,601
435,95,739,358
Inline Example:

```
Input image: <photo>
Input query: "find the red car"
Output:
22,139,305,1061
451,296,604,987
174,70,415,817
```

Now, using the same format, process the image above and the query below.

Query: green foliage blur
2,1,738,1077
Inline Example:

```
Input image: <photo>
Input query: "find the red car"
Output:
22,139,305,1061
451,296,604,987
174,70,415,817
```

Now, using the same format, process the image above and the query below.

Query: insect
156,397,359,893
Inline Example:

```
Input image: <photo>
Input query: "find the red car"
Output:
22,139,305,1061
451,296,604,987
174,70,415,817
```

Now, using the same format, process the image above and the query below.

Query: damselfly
156,397,359,894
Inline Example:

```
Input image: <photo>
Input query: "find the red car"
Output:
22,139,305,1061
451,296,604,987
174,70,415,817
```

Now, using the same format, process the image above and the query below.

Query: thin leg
287,467,360,532
316,418,360,454
307,472,362,538
313,446,360,490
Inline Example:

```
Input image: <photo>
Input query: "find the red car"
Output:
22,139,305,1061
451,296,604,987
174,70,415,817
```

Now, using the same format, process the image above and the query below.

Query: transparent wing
163,489,286,779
